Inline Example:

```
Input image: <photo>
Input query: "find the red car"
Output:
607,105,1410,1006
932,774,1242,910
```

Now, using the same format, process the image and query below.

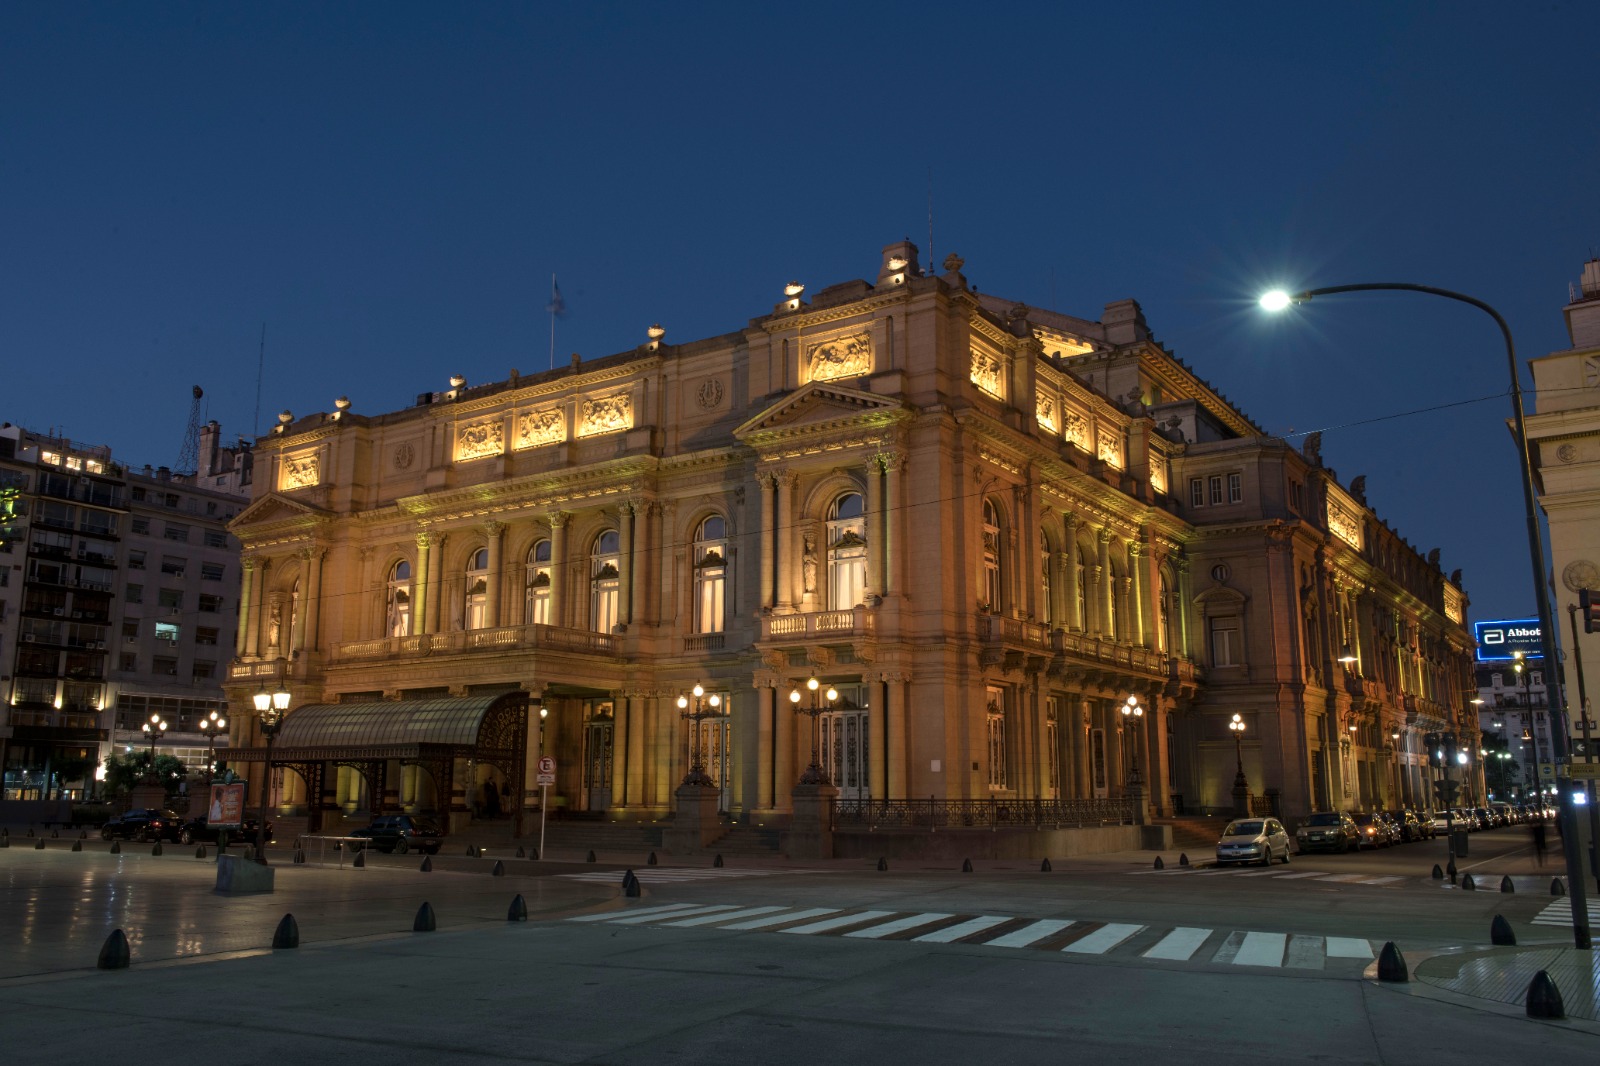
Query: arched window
386,561,412,637
525,539,552,626
827,492,867,609
981,500,1002,612
464,547,489,630
693,515,727,634
590,530,621,633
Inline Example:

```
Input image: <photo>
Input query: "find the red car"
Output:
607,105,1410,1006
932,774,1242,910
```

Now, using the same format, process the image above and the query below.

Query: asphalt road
0,825,1594,1064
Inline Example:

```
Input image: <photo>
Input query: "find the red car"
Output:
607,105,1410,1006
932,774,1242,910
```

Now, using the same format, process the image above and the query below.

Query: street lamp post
1229,713,1248,817
1513,652,1546,797
199,710,227,784
141,713,168,782
1261,281,1591,948
1121,696,1146,825
676,683,722,788
251,686,289,864
789,677,839,786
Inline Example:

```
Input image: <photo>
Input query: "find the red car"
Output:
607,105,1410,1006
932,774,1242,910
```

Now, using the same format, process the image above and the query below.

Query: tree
102,752,188,800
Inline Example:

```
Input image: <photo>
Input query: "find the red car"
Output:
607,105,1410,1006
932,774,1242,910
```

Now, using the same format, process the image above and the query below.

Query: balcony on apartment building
758,605,876,645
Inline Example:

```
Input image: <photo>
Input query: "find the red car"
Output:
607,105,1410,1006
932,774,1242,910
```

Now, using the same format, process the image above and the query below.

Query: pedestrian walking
1531,818,1548,866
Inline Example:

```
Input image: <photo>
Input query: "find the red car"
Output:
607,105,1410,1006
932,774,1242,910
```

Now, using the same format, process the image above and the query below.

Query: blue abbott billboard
1474,618,1543,661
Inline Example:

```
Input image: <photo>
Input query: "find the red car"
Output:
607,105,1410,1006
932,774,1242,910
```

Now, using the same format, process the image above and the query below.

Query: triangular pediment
231,492,333,530
733,381,909,444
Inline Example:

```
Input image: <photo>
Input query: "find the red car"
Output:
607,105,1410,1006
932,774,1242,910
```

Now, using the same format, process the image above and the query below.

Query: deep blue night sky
3,2,1596,621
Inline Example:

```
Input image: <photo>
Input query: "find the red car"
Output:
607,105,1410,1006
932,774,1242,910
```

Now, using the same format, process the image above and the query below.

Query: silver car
1215,817,1292,866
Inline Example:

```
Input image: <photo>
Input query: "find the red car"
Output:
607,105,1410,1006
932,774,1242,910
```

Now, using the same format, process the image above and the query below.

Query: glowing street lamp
251,686,290,864
790,677,840,786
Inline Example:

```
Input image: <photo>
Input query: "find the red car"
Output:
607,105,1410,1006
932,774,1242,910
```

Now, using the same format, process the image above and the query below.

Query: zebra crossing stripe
1313,874,1368,883
1357,876,1403,886
721,907,838,930
912,915,1011,944
984,918,1074,948
567,903,703,923
663,905,788,927
1533,900,1573,926
1268,871,1326,879
1284,934,1324,969
1325,937,1374,958
1064,923,1143,954
1232,931,1287,967
1143,926,1211,961
782,910,896,935
608,904,740,925
844,913,953,939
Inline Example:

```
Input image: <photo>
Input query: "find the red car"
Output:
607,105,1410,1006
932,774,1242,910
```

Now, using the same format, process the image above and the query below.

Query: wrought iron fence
831,796,1135,830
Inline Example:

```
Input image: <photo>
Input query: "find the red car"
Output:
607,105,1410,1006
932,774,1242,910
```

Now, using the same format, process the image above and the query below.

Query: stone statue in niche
1349,475,1367,504
803,532,818,593
267,603,282,649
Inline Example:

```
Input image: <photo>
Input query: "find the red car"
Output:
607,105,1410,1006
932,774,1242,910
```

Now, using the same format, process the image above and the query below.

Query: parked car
348,815,444,854
1216,817,1291,866
100,808,182,842
176,815,272,846
1351,813,1391,849
1403,809,1435,840
1374,811,1406,844
1295,811,1359,854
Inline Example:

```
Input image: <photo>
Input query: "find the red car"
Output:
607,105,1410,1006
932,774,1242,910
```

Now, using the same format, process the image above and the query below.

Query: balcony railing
683,633,726,653
760,606,874,643
832,796,1136,830
328,622,617,664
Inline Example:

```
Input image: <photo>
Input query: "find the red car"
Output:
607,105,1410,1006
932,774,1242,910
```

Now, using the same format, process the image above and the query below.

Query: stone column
883,453,903,596
869,674,888,799
610,694,630,810
1097,530,1115,638
774,684,795,801
757,472,776,610
413,532,434,635
303,547,325,652
863,457,882,598
548,511,569,628
618,503,635,626
484,521,503,629
628,500,649,626
1077,698,1095,798
238,557,258,656
1129,539,1150,648
1062,514,1081,631
776,471,798,612
887,675,908,798
1175,558,1193,657
754,684,775,810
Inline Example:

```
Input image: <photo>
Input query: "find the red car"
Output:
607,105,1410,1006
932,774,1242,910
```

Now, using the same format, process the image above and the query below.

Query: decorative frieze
970,347,1003,398
1098,430,1122,470
516,408,565,450
1036,395,1058,433
806,331,873,383
280,450,320,490
1062,411,1088,449
456,418,505,461
579,393,633,437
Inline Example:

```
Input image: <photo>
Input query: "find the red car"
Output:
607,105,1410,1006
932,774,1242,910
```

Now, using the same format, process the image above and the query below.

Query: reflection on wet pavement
1420,944,1600,1021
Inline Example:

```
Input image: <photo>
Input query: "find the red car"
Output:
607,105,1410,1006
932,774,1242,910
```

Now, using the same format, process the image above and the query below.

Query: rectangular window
164,493,180,509
155,621,180,642
204,530,227,548
131,487,146,502
164,523,190,543
128,550,146,570
122,620,139,640
1209,476,1224,506
201,562,225,581
119,652,137,672
131,517,150,535
1190,478,1204,507
192,660,216,680
198,593,222,613
160,556,185,577
1289,480,1304,512
1228,472,1242,503
1210,616,1239,667
126,584,143,604
153,656,178,676
157,588,183,610
195,626,219,646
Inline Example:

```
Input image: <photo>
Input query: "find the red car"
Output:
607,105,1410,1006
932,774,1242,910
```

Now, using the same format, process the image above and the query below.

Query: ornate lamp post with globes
199,710,227,783
676,683,722,788
141,713,169,783
1229,712,1249,817
789,677,839,786
665,682,723,854
251,685,289,864
1120,696,1146,825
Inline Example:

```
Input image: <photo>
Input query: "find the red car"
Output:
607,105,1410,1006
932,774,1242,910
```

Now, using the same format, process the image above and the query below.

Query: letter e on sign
536,755,557,785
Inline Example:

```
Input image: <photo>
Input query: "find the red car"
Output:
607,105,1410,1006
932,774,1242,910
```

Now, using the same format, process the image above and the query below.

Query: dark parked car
1295,811,1358,853
1351,813,1391,849
100,808,182,842
349,815,443,854
176,816,272,846
1385,810,1424,843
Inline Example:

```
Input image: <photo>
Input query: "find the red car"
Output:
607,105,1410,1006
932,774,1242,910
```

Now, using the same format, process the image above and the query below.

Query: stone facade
223,241,1475,829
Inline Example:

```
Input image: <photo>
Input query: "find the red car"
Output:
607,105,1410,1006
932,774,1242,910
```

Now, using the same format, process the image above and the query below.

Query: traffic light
1425,732,1442,768
1582,588,1600,634
1443,732,1459,766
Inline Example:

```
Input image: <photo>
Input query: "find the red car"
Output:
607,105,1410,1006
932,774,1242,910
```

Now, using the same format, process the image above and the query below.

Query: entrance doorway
582,702,614,811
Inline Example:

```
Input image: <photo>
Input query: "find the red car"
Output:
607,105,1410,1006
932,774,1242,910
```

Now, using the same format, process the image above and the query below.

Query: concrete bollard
97,929,131,970
961,858,973,873
1153,856,1164,869
623,870,641,898
1552,878,1566,897
110,841,121,854
529,846,539,860
420,856,433,872
413,902,437,932
1041,858,1052,872
71,840,82,852
35,838,45,850
508,894,528,921
1376,941,1408,983
713,854,723,868
1490,914,1516,946
27,828,35,837
1179,853,1189,867
352,849,365,869
1461,873,1476,891
294,848,306,864
515,846,526,859
151,842,163,857
587,850,597,863
877,857,888,871
647,851,658,866
1526,970,1566,1019
272,914,300,949
195,845,207,859
51,829,60,839
79,830,87,840
492,860,505,877
1431,864,1444,880
1500,875,1515,894
467,845,479,858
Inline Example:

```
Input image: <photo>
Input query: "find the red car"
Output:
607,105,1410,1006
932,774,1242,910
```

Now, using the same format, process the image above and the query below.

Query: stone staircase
702,823,785,858
1151,815,1232,852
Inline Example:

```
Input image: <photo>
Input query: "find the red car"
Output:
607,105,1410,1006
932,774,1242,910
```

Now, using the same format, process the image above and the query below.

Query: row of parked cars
99,808,272,846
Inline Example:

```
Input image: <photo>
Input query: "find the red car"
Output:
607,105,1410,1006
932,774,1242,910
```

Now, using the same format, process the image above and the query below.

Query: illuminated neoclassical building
223,241,1476,841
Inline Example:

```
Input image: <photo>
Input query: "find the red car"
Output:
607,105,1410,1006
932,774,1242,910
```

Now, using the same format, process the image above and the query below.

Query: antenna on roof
176,386,203,476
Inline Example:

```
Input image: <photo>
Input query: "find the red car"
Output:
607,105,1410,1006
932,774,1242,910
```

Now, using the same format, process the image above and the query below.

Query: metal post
255,730,274,863
539,783,548,860
1567,605,1600,889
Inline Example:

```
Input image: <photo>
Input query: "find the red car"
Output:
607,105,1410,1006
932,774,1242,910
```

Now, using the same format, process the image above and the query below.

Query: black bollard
413,902,437,932
529,846,539,860
492,860,505,877
713,854,724,868
294,848,306,864
51,829,60,839
647,851,658,866
1376,941,1408,983
352,849,365,868
877,857,888,871
1154,856,1165,869
35,838,45,850
71,840,82,852
961,858,973,873
467,845,479,858
1179,853,1190,867
110,841,121,855
1500,875,1515,894
623,870,641,898
1490,914,1516,946
1041,858,1052,872
27,828,35,837
1526,970,1566,1019
151,842,163,857
508,894,528,921
1461,873,1476,891
515,846,526,859
0,835,8,849
97,929,131,970
272,913,300,949
587,850,597,863
420,856,433,872
1431,863,1444,880
195,845,206,859
1552,878,1566,897
79,830,87,840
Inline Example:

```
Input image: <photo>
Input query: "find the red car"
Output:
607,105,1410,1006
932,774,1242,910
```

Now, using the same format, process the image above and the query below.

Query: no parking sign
536,755,556,786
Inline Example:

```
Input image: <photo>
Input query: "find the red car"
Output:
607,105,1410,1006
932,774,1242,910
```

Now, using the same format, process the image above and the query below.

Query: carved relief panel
1326,500,1362,549
1036,394,1058,433
1097,428,1123,470
279,450,320,490
970,346,1004,398
456,418,505,461
515,408,565,450
805,331,873,383
1062,410,1089,450
579,393,633,437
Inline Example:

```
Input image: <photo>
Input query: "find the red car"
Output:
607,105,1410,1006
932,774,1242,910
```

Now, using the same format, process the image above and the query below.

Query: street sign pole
539,784,548,860
534,755,556,861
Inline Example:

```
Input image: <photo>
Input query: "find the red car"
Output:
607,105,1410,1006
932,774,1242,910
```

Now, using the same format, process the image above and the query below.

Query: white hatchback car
1215,817,1292,866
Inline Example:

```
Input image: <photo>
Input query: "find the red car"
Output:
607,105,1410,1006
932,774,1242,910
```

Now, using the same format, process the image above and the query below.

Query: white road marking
1313,873,1368,883
1325,937,1374,958
912,915,1010,943
662,905,787,927
1142,927,1211,961
982,919,1074,948
1063,923,1143,954
566,903,703,923
781,910,895,935
1231,931,1287,967
607,904,740,925
1270,871,1327,880
843,913,953,939
721,908,838,930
